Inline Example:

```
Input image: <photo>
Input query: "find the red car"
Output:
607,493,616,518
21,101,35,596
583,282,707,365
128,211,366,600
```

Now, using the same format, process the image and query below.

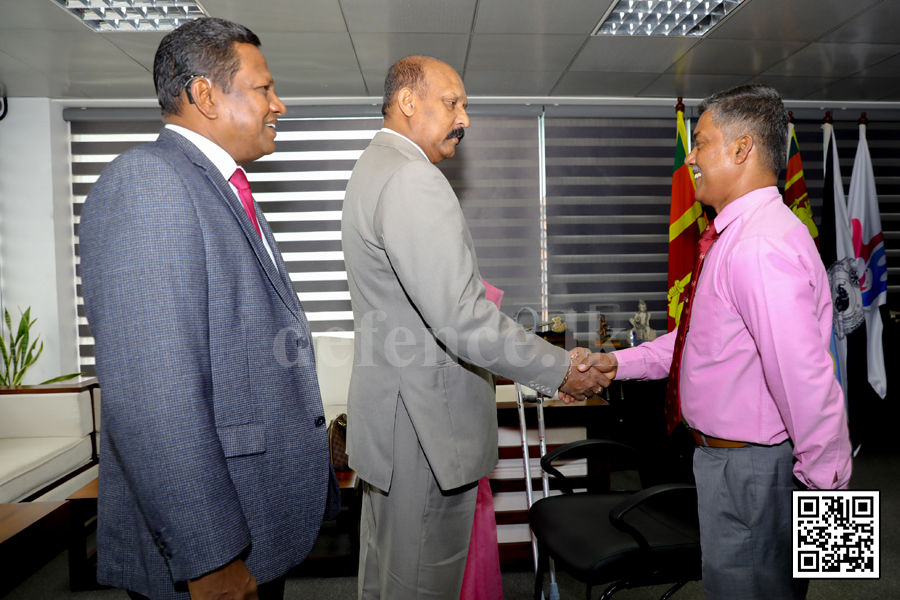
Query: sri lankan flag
667,106,707,332
784,122,820,250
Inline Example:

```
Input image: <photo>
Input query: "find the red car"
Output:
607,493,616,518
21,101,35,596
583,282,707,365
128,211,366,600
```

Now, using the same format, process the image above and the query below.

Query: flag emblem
827,257,864,339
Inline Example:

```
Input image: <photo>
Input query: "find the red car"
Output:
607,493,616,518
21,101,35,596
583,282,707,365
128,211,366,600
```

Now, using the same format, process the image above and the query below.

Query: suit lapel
159,128,303,322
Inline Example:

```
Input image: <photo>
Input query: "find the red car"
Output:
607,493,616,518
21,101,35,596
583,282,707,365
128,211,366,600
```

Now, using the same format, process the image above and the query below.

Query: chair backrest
314,335,354,407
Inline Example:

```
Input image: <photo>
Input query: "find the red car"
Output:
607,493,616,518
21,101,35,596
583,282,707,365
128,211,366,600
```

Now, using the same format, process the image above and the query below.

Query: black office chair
529,439,702,600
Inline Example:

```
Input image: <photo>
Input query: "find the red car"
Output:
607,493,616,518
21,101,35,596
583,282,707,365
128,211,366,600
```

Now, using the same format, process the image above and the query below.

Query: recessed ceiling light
593,0,745,37
50,0,210,32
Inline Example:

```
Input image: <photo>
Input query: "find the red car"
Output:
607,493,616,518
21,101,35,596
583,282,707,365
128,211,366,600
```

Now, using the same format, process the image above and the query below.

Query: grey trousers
694,440,809,600
357,398,478,600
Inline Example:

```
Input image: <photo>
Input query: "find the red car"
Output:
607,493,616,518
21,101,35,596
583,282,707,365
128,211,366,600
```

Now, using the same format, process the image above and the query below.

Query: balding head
382,55,436,117
381,56,470,164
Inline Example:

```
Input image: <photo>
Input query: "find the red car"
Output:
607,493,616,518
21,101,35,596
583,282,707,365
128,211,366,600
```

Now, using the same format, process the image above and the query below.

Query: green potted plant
0,306,82,386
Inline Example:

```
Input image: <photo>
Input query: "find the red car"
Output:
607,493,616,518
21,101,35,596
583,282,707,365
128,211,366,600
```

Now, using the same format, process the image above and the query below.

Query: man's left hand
187,558,258,600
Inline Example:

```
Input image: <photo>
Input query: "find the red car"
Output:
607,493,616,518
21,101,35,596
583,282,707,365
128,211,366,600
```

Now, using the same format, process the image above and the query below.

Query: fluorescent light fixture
593,0,745,37
50,0,209,32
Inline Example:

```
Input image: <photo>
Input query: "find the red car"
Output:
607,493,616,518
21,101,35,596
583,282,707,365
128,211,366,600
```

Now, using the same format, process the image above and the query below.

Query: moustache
446,128,465,141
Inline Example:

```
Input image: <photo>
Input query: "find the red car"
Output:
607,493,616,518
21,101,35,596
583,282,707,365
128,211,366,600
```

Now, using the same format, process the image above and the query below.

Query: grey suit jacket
79,128,339,600
341,132,568,492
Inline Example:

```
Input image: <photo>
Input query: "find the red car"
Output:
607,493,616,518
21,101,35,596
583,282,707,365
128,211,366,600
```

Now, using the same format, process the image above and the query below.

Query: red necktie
229,167,262,238
664,220,721,434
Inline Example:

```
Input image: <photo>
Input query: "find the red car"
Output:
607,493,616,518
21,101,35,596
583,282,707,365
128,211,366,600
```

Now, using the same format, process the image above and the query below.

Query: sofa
0,384,99,503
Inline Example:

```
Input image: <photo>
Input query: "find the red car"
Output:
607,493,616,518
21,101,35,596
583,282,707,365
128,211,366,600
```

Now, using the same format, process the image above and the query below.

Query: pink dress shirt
615,186,852,490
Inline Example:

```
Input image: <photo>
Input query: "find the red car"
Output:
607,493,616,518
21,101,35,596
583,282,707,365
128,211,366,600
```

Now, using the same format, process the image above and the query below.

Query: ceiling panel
200,0,348,33
253,33,359,72
0,1,899,102
637,73,749,98
473,0,612,34
807,77,900,102
0,71,87,98
746,75,842,100
350,33,469,72
0,0,88,31
341,0,477,33
466,35,584,72
463,70,562,96
0,49,40,75
103,33,167,71
666,39,806,76
571,36,699,73
362,69,388,97
856,54,900,79
820,0,900,44
276,69,368,97
52,71,157,99
763,43,900,79
0,30,145,73
552,72,659,97
707,0,882,42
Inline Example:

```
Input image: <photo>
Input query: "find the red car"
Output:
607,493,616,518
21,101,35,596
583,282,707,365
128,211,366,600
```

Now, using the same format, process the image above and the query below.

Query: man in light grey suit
342,56,610,599
79,19,338,600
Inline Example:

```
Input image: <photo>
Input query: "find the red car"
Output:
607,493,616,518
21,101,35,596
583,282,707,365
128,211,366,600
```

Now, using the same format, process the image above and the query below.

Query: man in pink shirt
572,84,852,599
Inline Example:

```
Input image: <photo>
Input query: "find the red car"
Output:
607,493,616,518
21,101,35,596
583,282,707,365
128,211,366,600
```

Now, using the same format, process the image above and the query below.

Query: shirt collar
711,186,781,232
165,124,238,181
380,127,430,161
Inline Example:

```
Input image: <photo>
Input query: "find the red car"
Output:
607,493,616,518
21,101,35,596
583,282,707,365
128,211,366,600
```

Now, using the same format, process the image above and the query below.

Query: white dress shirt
165,124,277,267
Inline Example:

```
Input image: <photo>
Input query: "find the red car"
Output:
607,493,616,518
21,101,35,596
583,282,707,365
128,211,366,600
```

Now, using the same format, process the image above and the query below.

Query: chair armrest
608,483,698,554
539,439,637,494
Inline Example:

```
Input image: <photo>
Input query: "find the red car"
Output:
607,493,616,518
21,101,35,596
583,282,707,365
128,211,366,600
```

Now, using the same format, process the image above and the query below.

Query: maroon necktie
664,220,720,434
229,167,262,238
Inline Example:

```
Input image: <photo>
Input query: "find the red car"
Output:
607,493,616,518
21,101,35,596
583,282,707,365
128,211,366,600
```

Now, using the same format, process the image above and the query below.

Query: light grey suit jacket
341,132,569,492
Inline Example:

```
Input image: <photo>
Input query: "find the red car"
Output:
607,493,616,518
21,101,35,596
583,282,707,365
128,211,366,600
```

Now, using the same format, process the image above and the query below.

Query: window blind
436,116,543,316
66,109,900,377
68,112,542,375
543,116,676,344
69,115,380,376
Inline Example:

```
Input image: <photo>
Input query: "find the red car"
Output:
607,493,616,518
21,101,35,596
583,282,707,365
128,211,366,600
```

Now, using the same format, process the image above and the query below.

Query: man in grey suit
79,18,338,600
342,56,610,599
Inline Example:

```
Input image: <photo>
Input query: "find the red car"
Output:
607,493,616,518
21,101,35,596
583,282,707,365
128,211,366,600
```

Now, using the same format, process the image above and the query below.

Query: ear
397,88,415,118
733,134,753,165
188,77,217,120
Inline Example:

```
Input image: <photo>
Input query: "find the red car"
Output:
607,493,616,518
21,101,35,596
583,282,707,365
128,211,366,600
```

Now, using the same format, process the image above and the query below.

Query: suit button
297,335,309,349
315,416,326,427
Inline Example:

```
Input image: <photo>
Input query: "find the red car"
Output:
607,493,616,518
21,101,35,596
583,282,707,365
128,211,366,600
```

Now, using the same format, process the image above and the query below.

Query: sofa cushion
0,391,93,439
0,437,92,503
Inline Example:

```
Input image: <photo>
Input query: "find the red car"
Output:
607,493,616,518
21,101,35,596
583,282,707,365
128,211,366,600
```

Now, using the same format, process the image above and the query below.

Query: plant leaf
24,339,42,369
15,307,30,346
0,334,8,373
31,341,43,367
18,327,31,372
40,373,83,385
4,309,12,342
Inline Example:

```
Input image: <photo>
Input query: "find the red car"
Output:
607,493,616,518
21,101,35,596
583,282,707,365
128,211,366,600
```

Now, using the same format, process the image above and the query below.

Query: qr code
793,490,879,578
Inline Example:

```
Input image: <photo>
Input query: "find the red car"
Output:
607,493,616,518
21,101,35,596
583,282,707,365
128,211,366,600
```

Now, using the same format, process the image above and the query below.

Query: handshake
557,348,619,404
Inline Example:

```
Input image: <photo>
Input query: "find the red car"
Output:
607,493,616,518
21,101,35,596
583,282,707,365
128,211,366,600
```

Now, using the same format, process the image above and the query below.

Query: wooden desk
67,478,101,591
0,501,69,596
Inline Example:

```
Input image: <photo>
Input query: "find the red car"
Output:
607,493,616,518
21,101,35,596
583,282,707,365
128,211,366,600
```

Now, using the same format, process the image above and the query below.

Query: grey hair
381,55,440,117
698,83,789,176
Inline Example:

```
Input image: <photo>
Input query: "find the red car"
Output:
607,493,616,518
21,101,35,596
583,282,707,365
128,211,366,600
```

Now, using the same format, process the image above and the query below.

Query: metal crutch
515,382,560,600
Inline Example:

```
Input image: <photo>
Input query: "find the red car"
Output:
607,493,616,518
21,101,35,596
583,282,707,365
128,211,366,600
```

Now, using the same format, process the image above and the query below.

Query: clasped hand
557,348,618,403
